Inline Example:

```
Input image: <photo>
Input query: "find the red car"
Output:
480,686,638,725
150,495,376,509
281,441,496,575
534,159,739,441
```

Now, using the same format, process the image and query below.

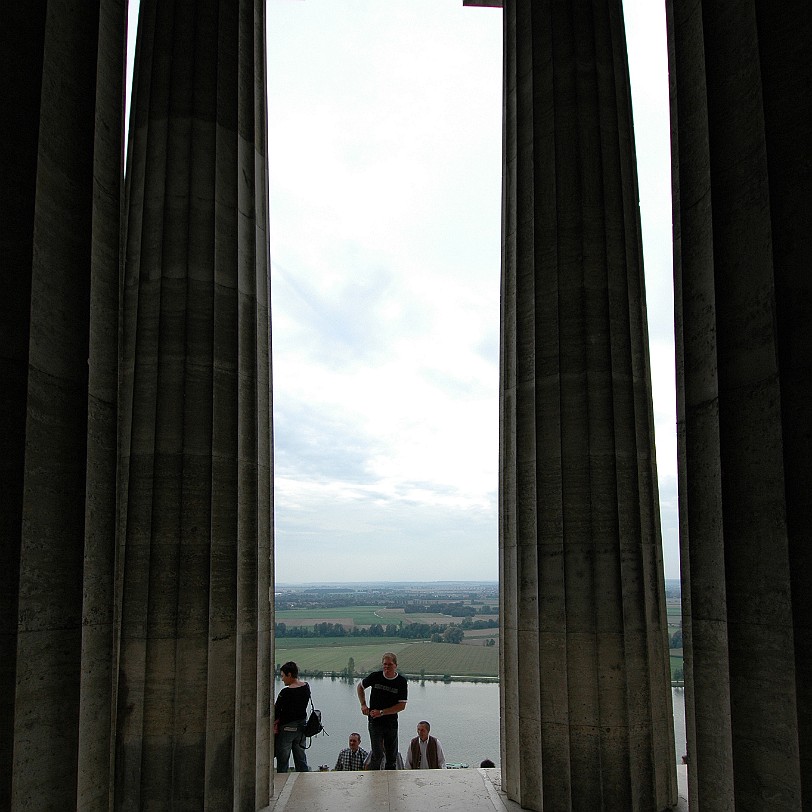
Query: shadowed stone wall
116,0,273,807
668,1,811,808
1,1,273,809
1,2,124,808
499,1,677,809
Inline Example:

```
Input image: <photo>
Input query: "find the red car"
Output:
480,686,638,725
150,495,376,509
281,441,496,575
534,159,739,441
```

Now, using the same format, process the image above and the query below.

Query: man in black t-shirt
356,652,408,769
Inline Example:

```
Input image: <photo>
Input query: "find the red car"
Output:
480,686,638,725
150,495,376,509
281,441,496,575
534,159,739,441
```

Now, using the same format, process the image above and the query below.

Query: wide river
275,677,687,771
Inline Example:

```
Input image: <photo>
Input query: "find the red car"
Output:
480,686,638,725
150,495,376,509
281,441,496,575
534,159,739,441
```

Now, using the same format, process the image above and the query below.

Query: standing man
334,732,368,771
405,720,446,769
357,652,408,769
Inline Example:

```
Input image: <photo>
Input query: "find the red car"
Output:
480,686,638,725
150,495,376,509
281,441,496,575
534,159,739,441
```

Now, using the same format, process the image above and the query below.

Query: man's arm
334,753,343,771
367,700,406,719
356,681,369,714
404,740,414,769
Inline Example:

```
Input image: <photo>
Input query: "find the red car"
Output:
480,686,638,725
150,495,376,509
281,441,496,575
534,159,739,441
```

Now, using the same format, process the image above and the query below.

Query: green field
389,611,456,624
395,641,498,677
275,639,498,678
275,636,404,651
274,641,415,674
275,606,388,625
276,637,680,682
275,606,455,627
460,629,499,647
670,652,684,681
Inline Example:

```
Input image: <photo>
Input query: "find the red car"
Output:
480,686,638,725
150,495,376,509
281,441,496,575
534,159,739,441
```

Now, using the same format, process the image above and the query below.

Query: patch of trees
404,603,473,616
460,617,499,630
274,621,467,640
403,602,496,616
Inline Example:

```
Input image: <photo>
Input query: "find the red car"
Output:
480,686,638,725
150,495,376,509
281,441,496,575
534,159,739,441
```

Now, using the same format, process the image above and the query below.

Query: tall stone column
1,2,124,809
116,0,273,808
499,2,676,809
668,1,811,808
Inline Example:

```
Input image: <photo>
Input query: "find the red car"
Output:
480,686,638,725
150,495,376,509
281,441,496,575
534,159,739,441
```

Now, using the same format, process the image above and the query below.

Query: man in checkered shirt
334,732,368,771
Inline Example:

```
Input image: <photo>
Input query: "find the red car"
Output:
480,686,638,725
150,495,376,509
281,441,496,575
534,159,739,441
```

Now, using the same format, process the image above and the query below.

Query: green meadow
274,639,498,678
275,606,389,625
275,606,455,627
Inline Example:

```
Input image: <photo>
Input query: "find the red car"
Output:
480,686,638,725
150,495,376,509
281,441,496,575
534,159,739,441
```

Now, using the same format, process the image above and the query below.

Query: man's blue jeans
367,717,399,769
276,718,308,773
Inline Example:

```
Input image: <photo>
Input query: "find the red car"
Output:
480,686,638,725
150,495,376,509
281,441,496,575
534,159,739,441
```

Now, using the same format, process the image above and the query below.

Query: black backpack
302,697,327,748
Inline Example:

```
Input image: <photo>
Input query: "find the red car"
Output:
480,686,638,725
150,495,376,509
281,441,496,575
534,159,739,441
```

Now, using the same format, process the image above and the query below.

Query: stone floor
261,766,689,811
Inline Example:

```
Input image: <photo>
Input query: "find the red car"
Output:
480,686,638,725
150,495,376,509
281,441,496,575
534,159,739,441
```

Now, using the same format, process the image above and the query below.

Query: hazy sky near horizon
126,0,677,585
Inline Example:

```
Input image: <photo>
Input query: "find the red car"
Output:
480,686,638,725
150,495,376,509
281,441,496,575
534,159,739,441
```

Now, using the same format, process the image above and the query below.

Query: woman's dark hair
280,661,299,678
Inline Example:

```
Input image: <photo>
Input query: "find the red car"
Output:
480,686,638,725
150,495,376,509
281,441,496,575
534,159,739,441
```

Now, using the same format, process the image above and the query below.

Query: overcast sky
265,0,677,585
127,0,677,585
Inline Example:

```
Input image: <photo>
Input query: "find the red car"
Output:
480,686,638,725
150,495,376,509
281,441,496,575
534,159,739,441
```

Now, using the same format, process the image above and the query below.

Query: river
274,677,687,770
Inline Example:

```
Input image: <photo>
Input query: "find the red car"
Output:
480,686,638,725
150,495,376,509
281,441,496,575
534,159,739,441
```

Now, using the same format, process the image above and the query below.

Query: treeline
275,619,497,641
403,603,496,616
276,621,448,639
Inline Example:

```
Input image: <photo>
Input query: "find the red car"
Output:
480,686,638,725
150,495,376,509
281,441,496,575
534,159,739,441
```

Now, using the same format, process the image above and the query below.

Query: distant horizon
274,578,681,587
275,579,498,587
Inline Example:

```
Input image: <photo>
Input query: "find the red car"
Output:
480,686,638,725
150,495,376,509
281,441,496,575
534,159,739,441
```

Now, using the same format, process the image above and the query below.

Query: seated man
334,732,368,771
405,720,446,769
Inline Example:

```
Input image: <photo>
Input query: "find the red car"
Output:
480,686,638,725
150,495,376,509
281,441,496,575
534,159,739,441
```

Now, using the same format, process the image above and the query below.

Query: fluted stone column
116,0,273,808
499,2,677,809
668,1,811,808
1,2,124,809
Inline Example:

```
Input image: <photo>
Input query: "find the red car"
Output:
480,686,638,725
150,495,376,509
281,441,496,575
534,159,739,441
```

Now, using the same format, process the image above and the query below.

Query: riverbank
276,638,498,679
300,670,500,684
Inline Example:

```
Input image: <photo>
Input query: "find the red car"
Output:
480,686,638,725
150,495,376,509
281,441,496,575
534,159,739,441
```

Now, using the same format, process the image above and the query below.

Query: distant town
274,580,683,684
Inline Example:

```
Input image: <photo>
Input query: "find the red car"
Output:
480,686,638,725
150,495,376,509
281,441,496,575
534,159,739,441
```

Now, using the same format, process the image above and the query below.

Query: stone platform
262,766,689,811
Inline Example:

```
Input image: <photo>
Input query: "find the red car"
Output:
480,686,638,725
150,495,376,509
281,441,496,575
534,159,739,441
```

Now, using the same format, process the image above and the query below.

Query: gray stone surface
115,0,273,807
499,1,677,809
1,2,124,809
1,1,272,809
669,0,811,808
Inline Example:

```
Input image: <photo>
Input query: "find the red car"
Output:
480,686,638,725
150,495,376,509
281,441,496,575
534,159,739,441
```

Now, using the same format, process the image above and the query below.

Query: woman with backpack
274,661,310,772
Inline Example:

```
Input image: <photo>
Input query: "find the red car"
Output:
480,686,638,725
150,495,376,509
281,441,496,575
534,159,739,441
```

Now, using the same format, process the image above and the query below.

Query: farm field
274,636,404,651
275,606,455,627
670,652,684,681
274,641,415,674
395,641,497,677
391,611,457,624
275,606,387,626
367,607,460,624
460,628,499,637
274,640,499,678
459,628,499,646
